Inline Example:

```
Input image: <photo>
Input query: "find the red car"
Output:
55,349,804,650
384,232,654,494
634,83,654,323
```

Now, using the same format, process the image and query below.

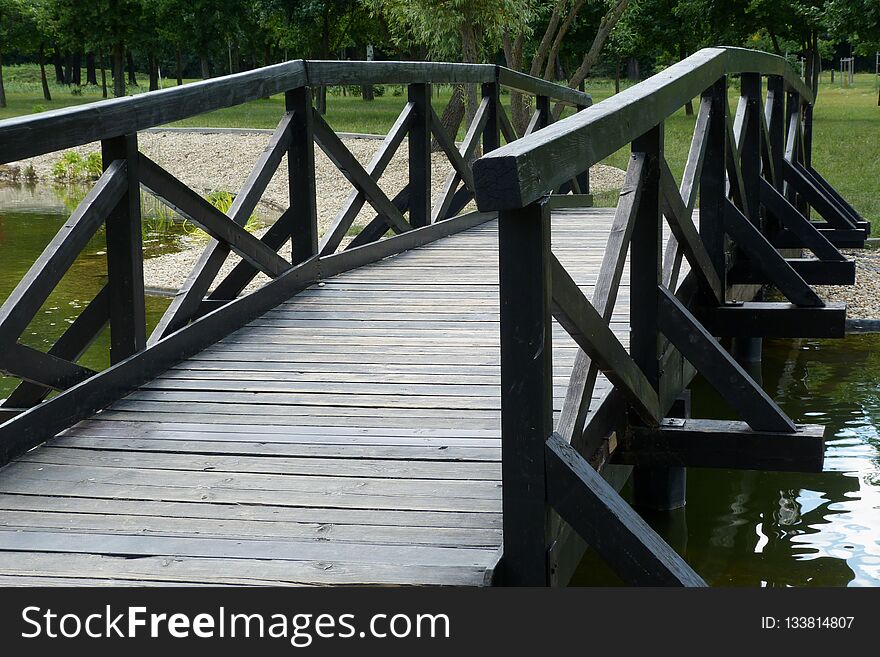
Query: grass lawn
2,64,878,231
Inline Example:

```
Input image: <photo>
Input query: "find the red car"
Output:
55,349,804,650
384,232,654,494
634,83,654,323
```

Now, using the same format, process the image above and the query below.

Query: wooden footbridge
0,48,869,586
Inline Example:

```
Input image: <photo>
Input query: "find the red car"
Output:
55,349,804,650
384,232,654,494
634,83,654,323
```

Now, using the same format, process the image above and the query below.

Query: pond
0,182,175,398
573,333,880,587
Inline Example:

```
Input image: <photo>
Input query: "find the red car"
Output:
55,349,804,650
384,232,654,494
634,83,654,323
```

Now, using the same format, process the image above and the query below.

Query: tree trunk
72,52,82,86
0,52,7,109
459,22,480,135
434,84,466,152
503,29,529,137
555,0,631,119
64,53,73,86
86,52,97,85
127,50,138,85
100,52,107,98
615,61,620,94
112,43,125,97
200,55,210,79
768,31,783,57
148,52,159,90
38,43,52,101
53,46,65,84
176,48,183,85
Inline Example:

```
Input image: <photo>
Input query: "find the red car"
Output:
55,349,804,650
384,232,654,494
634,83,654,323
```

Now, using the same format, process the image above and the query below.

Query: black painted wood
550,255,660,425
0,161,125,348
724,199,824,307
408,83,432,228
696,301,846,338
658,158,723,303
320,104,413,255
545,432,706,586
758,178,844,261
139,155,290,276
729,259,855,286
150,112,295,344
287,87,319,263
474,48,811,210
2,286,109,408
657,285,796,433
557,153,646,441
618,419,825,472
312,110,412,236
101,134,146,364
782,160,858,230
497,199,552,586
0,343,96,390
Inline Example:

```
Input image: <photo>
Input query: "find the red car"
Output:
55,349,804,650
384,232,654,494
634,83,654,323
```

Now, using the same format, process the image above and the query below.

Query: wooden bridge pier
0,48,870,586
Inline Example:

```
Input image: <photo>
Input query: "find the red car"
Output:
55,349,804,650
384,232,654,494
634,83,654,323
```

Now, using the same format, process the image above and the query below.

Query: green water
0,182,174,398
574,334,880,587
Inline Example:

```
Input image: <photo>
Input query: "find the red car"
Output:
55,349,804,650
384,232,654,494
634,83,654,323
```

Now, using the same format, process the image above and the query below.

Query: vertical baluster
784,90,801,209
498,198,552,586
576,103,591,195
481,81,500,154
700,76,729,306
767,76,785,193
408,82,432,228
536,95,550,129
740,73,762,228
287,86,318,264
101,134,145,364
630,123,683,509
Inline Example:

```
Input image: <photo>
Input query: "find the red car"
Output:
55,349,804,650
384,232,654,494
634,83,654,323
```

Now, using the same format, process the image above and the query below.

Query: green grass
2,64,878,231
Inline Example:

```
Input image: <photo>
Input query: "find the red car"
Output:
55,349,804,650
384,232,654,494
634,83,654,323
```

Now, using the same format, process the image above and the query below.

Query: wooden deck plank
0,208,628,586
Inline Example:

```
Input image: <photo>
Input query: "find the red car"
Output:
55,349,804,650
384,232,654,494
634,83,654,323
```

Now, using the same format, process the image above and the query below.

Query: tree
0,0,33,107
374,0,531,136
502,0,632,129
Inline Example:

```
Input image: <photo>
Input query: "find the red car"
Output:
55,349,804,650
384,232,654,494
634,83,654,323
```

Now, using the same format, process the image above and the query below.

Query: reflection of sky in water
682,336,880,587
788,382,880,587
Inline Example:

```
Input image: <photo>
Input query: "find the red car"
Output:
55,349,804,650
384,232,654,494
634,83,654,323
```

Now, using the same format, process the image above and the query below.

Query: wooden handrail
473,47,812,211
0,62,590,165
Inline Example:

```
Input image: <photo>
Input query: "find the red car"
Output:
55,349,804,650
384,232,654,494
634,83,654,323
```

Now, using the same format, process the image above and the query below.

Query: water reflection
0,183,174,398
574,334,880,587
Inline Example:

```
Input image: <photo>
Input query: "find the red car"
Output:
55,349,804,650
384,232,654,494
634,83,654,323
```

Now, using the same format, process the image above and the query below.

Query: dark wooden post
802,101,813,170
575,103,591,195
481,81,500,154
699,77,728,306
286,86,318,264
498,197,552,586
767,75,785,193
630,123,684,510
536,95,551,130
740,73,762,228
408,83,432,228
784,90,802,209
101,133,145,364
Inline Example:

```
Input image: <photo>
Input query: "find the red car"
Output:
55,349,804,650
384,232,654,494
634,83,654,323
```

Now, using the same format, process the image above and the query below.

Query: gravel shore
816,247,880,320
5,130,626,294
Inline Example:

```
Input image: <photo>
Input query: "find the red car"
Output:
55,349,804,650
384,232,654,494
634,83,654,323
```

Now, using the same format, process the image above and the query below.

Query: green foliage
51,151,103,181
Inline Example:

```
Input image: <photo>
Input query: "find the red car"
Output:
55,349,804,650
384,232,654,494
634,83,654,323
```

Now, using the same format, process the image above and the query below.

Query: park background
0,0,877,228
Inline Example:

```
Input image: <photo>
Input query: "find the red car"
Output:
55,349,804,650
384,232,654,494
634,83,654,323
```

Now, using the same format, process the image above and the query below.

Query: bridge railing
0,60,590,461
473,46,869,586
